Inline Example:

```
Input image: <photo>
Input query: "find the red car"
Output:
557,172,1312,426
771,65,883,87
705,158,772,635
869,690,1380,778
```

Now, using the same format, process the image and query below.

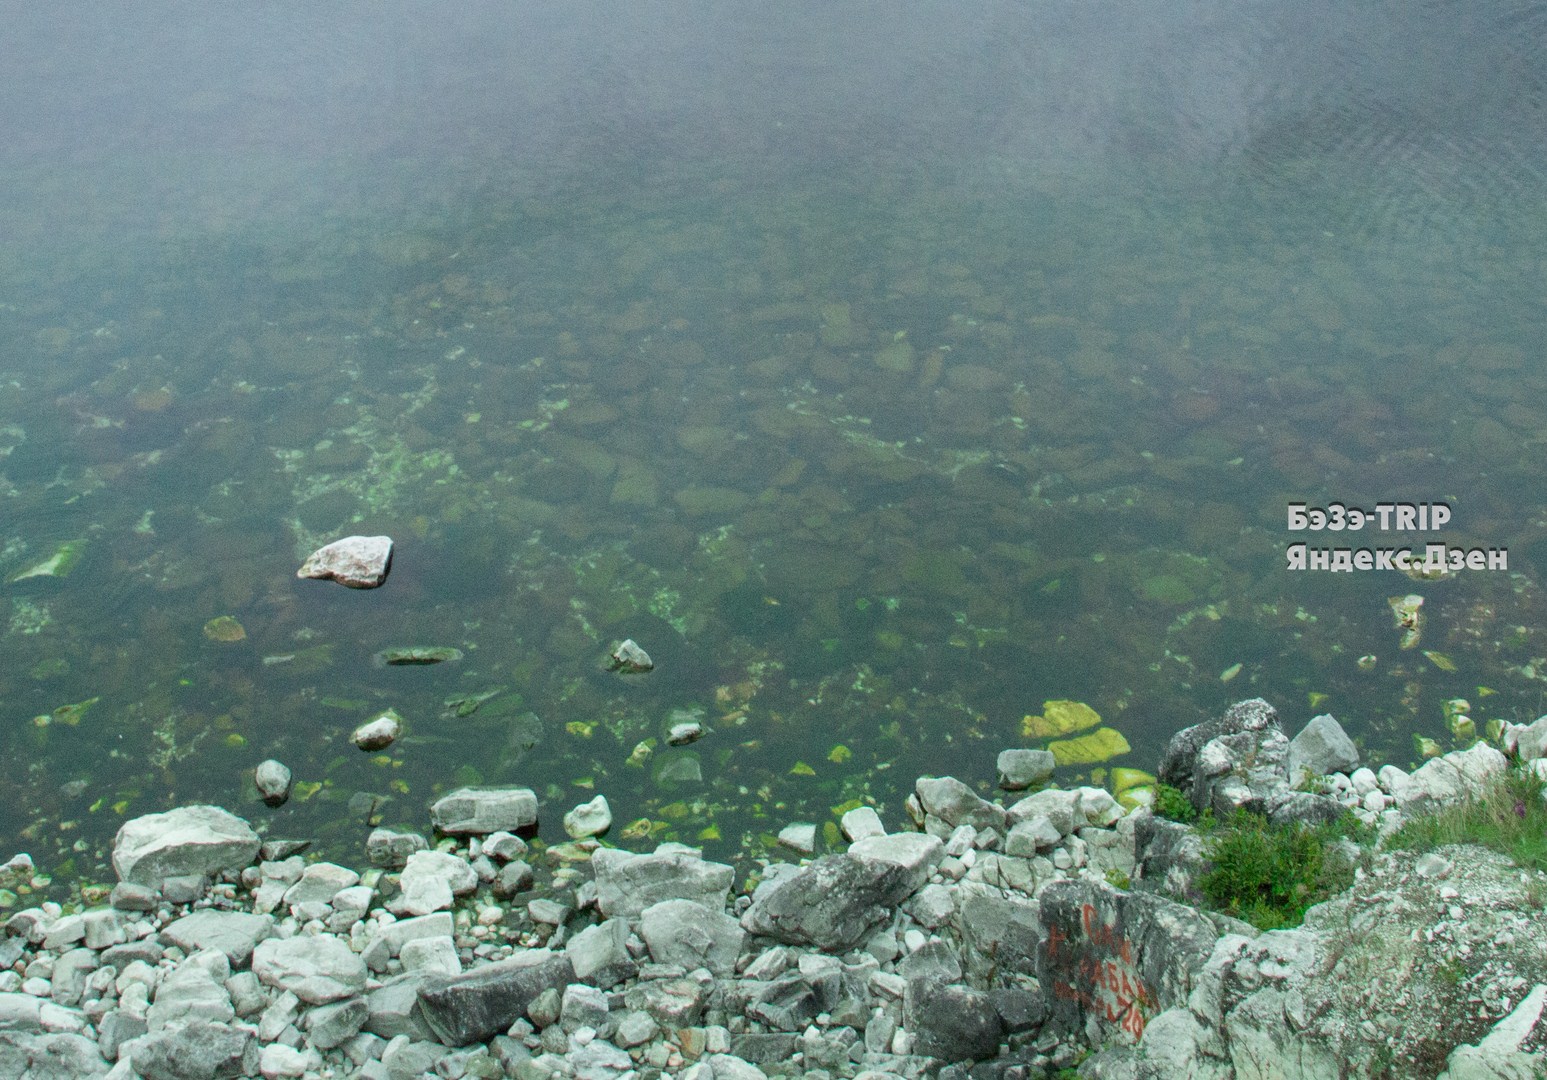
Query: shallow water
4,1,1547,891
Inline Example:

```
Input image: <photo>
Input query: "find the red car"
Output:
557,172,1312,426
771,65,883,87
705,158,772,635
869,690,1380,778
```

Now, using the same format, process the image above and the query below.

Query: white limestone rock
350,711,402,752
251,935,366,1004
563,795,612,839
254,760,292,807
296,535,393,589
638,899,745,976
112,806,260,890
429,787,538,835
840,806,886,843
591,845,735,919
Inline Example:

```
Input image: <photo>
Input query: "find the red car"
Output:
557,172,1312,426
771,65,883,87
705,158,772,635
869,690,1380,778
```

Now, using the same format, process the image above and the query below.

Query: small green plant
1153,782,1198,823
1196,810,1356,930
1433,956,1468,988
1103,866,1131,890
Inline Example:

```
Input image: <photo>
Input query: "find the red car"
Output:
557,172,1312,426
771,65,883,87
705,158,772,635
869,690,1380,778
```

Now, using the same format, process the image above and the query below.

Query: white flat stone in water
296,535,393,589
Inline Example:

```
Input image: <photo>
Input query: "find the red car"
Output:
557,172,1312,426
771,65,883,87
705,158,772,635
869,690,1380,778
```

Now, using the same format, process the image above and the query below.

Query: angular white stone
840,806,886,843
112,806,260,890
430,787,538,835
251,935,366,1004
563,795,613,839
845,832,945,894
777,823,817,854
296,535,393,589
351,711,402,752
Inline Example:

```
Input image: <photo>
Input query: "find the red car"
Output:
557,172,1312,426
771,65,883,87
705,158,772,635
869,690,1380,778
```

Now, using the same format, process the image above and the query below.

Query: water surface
4,0,1547,891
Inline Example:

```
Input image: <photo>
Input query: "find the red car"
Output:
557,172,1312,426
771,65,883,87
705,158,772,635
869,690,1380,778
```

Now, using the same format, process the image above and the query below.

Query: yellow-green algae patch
1022,699,1102,740
1048,727,1132,766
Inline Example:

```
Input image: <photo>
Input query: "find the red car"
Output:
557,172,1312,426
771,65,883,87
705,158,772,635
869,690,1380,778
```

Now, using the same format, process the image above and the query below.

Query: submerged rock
296,535,393,589
351,710,403,751
607,638,654,674
563,794,612,839
253,760,292,806
8,538,86,582
372,646,462,667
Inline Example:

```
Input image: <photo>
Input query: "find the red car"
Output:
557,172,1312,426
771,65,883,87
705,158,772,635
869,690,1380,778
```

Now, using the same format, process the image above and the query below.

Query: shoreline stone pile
2,699,1545,1079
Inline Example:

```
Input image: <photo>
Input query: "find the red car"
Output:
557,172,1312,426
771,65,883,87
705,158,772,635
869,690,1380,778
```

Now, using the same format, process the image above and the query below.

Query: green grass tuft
1386,766,1547,873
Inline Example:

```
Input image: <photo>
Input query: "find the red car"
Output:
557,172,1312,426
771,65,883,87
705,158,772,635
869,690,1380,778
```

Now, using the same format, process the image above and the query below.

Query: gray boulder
365,828,428,869
295,535,393,589
1159,698,1279,790
915,776,1007,835
303,997,367,1050
1160,699,1320,818
112,806,260,890
416,950,574,1046
251,935,366,1004
952,881,1043,984
393,850,477,916
1037,879,1220,1045
847,832,946,894
638,898,745,975
564,918,637,990
253,760,292,807
1196,724,1293,816
907,982,1005,1063
623,973,712,1027
145,957,233,1030
1133,815,1208,900
747,974,822,1032
362,975,437,1041
741,852,925,952
1264,790,1347,828
591,845,734,918
0,1031,109,1079
1402,742,1509,809
703,1053,770,1080
429,787,538,835
124,1019,255,1080
996,748,1057,791
1288,714,1360,781
159,911,273,968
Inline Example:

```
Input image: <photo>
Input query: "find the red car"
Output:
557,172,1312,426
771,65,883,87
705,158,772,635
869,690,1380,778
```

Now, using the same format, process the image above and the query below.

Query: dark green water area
4,1,1547,900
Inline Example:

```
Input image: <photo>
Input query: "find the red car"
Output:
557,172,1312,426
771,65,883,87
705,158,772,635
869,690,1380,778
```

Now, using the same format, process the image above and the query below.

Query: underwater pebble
296,535,393,589
607,639,654,674
254,760,292,807
351,711,403,751
564,796,613,839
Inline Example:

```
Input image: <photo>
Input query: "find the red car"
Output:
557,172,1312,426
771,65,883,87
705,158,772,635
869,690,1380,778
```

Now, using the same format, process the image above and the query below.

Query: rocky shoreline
2,698,1544,1080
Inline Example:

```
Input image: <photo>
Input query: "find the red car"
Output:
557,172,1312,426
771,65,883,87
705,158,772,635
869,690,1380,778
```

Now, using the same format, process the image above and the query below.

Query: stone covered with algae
1022,700,1102,740
9,538,86,582
1047,727,1132,766
202,615,247,643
